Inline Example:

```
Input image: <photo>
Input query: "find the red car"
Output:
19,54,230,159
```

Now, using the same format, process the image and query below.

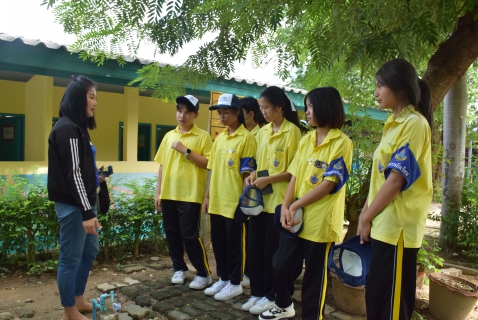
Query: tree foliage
42,0,478,102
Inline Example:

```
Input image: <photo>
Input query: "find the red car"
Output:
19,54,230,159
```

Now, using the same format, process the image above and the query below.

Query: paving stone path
96,259,363,320
116,275,302,320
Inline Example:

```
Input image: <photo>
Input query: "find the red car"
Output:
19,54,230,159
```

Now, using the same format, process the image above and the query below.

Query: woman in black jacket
48,75,101,320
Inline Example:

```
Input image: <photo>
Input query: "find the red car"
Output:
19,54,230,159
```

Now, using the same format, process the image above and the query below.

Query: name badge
314,160,328,170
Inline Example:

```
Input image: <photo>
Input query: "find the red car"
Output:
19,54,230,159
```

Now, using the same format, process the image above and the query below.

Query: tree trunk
26,228,36,264
431,123,443,202
423,7,478,111
344,205,359,241
134,233,139,257
440,73,468,249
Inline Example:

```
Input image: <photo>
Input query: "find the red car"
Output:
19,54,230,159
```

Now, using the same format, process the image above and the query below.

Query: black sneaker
258,304,295,319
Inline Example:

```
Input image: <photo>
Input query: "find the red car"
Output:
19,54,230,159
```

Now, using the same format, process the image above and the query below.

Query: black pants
273,233,331,320
248,212,280,298
210,214,244,285
161,200,210,277
244,219,249,278
366,235,418,320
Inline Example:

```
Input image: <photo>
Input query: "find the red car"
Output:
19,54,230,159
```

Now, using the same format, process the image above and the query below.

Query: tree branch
423,7,478,110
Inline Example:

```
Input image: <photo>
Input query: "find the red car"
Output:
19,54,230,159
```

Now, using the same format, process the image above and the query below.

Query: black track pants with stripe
161,200,211,277
210,214,245,285
248,212,280,299
273,233,332,320
365,234,419,320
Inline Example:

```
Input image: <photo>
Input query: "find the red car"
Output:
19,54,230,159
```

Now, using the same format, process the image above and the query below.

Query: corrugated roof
0,32,307,94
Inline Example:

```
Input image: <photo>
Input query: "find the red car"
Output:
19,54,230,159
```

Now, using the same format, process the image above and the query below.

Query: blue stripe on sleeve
323,156,349,194
384,143,421,191
240,157,257,174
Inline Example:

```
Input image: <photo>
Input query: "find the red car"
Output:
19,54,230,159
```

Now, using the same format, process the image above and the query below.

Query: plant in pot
428,272,478,320
416,239,444,288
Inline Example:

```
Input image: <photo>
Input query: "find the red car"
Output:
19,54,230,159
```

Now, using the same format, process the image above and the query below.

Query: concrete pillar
124,87,139,161
24,75,53,161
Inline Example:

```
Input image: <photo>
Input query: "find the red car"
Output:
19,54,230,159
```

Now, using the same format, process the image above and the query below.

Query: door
0,114,24,161
155,124,176,153
137,123,151,161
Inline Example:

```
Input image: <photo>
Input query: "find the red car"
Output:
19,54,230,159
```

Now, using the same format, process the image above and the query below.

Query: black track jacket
48,116,97,221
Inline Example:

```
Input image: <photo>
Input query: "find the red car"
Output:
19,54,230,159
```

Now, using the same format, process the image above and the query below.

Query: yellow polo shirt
256,119,301,213
369,106,432,248
251,125,260,139
208,125,257,219
287,129,353,243
154,124,212,204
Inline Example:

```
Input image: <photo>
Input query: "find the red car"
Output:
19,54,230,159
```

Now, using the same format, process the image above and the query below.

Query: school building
0,33,387,180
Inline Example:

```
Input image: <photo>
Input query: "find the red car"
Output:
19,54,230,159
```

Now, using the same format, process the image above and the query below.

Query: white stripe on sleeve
70,138,91,211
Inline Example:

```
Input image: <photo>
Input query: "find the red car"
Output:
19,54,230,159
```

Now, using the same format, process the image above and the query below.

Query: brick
152,302,174,313
440,268,462,277
169,298,186,308
180,305,202,317
208,311,236,320
151,290,170,301
166,310,193,320
192,302,216,312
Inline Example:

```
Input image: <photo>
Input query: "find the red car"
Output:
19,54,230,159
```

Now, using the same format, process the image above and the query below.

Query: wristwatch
184,148,191,157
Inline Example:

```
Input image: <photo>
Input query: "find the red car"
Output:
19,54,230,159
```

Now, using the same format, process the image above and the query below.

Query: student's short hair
240,97,265,124
304,87,345,128
59,75,97,130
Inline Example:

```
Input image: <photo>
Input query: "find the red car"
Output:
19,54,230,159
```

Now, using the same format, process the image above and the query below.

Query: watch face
187,148,191,154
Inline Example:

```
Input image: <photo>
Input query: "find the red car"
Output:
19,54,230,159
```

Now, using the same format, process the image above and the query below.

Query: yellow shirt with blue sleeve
287,129,353,243
369,106,432,248
208,124,257,219
154,124,212,204
256,119,301,213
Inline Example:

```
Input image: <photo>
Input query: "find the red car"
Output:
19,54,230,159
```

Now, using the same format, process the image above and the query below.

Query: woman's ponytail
417,79,433,129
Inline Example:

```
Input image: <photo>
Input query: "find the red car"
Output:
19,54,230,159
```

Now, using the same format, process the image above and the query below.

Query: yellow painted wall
0,80,25,114
53,87,126,161
138,97,209,156
0,78,211,173
90,91,125,161
25,76,53,161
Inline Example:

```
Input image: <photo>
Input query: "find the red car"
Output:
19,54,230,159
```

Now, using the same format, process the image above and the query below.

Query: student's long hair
375,59,433,128
59,75,97,130
260,86,302,131
304,87,345,129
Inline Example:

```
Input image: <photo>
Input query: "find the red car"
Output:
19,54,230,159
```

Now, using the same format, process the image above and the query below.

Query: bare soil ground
1,202,478,319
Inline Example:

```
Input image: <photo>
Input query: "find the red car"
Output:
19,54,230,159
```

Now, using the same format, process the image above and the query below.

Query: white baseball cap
176,95,199,111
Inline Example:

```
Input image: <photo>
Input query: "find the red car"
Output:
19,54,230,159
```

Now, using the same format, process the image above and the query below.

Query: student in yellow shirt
238,96,266,288
203,93,257,301
357,59,433,320
241,96,267,138
259,87,353,320
241,86,302,315
154,95,213,290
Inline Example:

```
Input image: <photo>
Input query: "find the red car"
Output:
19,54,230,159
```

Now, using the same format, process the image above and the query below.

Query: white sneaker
249,297,275,314
240,274,250,288
189,275,212,289
204,280,229,296
171,270,186,284
214,283,243,301
241,296,260,311
259,304,295,319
